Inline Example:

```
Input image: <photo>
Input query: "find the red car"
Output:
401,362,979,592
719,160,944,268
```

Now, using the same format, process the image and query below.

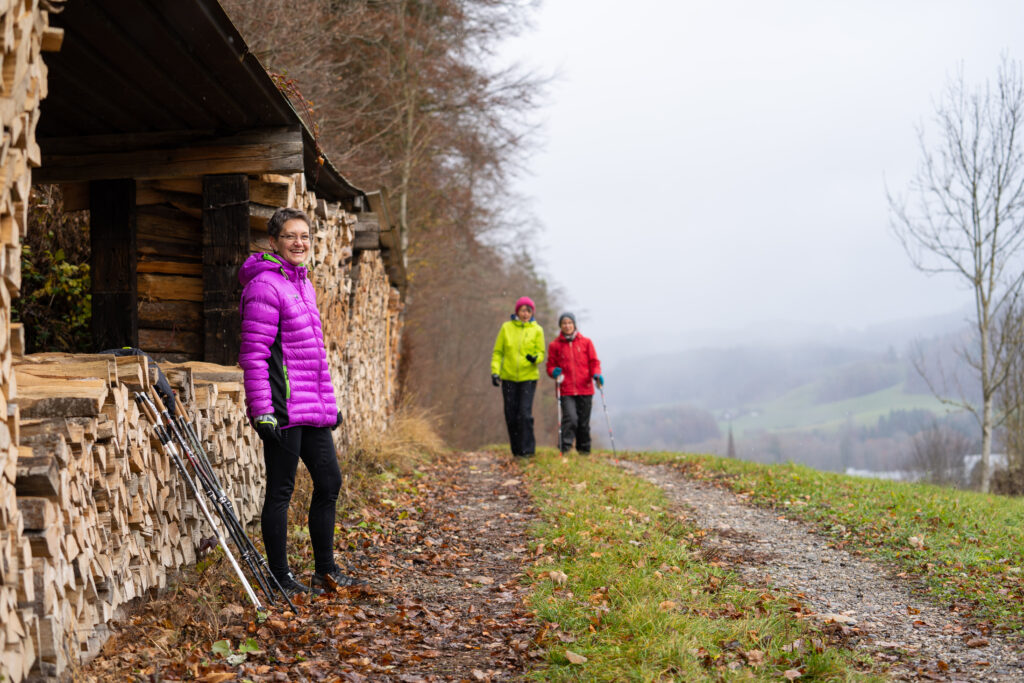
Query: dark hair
267,207,310,239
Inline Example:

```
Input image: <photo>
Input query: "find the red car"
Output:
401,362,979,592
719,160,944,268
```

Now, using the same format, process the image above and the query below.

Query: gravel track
616,459,1024,682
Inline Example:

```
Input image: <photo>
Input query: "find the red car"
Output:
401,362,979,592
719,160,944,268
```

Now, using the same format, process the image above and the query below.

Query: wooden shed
32,0,403,366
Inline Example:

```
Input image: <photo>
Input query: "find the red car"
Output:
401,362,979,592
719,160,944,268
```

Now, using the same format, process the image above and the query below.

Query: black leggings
501,380,537,455
261,426,341,578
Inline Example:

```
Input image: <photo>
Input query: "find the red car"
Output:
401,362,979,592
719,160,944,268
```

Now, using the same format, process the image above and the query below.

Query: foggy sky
501,1,1024,365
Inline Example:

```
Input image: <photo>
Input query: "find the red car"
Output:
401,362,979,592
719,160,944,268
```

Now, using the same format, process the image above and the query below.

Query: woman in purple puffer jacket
239,207,361,597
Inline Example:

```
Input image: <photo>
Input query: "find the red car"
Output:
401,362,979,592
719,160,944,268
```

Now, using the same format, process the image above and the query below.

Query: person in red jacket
546,312,603,454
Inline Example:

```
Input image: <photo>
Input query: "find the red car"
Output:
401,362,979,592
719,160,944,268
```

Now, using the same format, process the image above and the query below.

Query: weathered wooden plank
136,259,202,276
249,177,293,207
36,129,303,183
138,328,202,354
352,225,381,251
138,300,202,330
137,273,203,303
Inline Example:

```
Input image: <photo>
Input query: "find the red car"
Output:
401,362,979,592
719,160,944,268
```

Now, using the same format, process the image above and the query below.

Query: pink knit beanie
515,296,535,313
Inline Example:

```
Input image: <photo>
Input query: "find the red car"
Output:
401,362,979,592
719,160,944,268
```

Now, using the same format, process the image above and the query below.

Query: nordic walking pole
169,393,297,611
134,392,265,612
555,379,563,455
597,384,617,457
149,392,280,609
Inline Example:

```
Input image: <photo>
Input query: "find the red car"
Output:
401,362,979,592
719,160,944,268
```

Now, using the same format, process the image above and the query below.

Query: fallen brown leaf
564,650,587,664
197,673,236,683
548,570,568,585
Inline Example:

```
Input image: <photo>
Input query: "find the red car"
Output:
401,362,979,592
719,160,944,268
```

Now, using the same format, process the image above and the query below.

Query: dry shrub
346,401,445,473
288,403,445,522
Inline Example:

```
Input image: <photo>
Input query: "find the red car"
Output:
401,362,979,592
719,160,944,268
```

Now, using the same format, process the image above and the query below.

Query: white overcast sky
499,1,1024,362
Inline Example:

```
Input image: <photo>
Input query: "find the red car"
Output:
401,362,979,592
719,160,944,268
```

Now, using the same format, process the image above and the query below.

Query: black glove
491,373,501,387
333,410,343,430
525,354,537,363
254,413,282,445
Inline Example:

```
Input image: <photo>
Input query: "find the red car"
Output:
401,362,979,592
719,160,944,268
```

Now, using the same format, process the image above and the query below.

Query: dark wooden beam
353,214,381,251
36,128,303,184
202,174,249,365
90,179,138,351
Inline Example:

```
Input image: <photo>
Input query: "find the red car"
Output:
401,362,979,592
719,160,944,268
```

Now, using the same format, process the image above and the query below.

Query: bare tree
889,58,1024,492
909,423,974,487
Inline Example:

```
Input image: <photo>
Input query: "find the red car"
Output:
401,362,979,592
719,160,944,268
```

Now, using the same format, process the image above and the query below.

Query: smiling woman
238,206,362,596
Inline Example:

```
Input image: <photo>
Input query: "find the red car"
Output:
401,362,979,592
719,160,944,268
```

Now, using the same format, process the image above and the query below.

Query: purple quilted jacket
238,253,337,428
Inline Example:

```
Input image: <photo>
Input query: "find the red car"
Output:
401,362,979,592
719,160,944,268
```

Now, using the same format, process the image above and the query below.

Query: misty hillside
605,325,981,469
609,345,892,413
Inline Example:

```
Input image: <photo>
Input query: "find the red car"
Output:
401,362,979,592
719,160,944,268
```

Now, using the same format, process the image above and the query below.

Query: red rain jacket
546,332,602,396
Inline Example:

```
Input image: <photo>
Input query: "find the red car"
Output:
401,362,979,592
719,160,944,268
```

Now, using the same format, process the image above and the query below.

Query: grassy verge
519,450,881,681
632,452,1024,632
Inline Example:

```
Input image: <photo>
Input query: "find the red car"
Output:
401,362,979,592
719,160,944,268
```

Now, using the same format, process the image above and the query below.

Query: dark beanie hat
558,312,576,327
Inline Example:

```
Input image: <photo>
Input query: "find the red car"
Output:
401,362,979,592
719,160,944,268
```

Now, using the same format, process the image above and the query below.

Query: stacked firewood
0,3,62,681
337,252,395,447
5,353,263,680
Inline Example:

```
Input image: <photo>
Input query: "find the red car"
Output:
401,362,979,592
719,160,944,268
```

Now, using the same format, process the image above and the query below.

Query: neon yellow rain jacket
491,317,545,382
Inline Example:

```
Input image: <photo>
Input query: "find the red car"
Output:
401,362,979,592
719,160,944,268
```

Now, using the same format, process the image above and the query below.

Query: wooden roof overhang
34,0,365,208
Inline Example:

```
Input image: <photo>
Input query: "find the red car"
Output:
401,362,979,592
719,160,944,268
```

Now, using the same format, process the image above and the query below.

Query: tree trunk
979,300,993,493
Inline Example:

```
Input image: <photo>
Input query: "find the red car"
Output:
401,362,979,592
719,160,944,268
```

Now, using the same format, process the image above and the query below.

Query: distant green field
731,381,952,436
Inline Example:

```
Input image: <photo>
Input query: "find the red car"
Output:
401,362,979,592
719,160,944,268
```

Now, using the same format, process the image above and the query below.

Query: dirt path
79,451,540,682
361,451,540,681
616,459,1024,682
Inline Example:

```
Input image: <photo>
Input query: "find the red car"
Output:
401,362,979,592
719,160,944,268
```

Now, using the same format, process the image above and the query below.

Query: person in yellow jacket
491,296,545,457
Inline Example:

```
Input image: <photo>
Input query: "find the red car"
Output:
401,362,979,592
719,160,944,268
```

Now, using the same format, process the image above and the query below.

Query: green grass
517,450,881,681
634,452,1024,632
731,382,950,436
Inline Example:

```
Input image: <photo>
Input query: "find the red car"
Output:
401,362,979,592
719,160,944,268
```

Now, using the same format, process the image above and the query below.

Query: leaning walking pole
597,385,617,457
555,379,563,455
170,394,296,612
134,392,266,612
149,391,282,609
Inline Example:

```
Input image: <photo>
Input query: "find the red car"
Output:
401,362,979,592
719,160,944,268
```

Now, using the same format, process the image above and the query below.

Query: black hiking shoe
277,572,323,598
311,566,367,592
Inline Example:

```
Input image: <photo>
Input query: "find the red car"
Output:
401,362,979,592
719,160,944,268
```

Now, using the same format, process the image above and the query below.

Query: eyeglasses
277,233,310,242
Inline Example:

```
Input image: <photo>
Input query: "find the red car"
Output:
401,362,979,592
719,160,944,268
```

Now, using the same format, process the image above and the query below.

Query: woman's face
560,318,576,336
270,218,311,266
517,305,533,322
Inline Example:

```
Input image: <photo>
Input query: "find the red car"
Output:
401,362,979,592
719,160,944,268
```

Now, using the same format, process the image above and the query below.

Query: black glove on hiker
491,374,501,387
333,410,343,430
525,354,537,363
254,413,282,444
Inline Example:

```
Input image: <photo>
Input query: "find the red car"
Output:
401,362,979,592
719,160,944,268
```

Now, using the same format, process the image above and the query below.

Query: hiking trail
616,458,1024,682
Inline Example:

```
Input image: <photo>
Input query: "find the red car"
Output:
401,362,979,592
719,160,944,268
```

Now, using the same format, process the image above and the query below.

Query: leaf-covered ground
78,452,540,682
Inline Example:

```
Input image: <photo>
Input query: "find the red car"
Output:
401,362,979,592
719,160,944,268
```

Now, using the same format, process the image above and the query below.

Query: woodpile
336,252,402,447
0,2,61,681
4,353,263,680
